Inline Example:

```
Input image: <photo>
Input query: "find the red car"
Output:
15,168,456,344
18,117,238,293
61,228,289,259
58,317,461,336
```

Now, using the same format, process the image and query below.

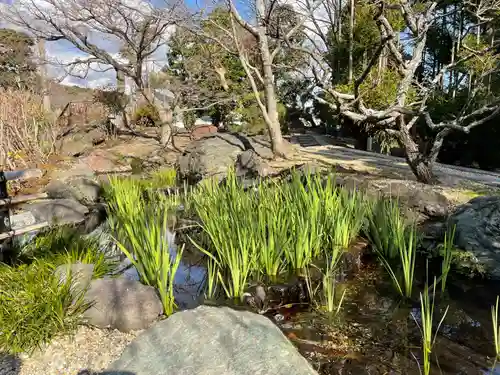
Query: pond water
101,225,500,375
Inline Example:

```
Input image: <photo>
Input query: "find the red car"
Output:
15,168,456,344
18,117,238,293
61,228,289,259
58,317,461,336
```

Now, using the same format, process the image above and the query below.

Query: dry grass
0,88,58,169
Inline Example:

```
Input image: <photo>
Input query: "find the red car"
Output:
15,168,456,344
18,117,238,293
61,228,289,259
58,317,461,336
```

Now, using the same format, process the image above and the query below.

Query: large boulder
448,195,500,279
56,126,107,157
45,177,102,204
82,278,163,332
106,305,319,375
336,175,452,220
21,198,89,225
177,133,276,183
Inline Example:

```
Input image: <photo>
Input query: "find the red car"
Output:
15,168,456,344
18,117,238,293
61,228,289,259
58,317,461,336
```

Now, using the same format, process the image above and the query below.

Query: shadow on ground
0,353,21,374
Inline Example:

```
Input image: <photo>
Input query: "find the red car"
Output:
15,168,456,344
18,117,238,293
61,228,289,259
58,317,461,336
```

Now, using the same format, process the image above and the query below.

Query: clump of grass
21,227,117,278
0,259,89,354
280,172,324,271
255,183,289,276
190,172,257,299
413,278,449,375
191,169,368,299
0,88,57,169
106,177,183,316
146,168,177,188
325,186,368,265
491,295,500,362
440,225,456,293
365,198,417,298
365,198,406,260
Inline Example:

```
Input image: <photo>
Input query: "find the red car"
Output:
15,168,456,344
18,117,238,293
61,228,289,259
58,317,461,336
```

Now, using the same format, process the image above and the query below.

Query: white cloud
1,0,175,88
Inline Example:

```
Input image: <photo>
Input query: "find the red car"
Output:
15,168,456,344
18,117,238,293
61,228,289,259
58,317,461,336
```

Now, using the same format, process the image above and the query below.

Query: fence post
0,171,12,234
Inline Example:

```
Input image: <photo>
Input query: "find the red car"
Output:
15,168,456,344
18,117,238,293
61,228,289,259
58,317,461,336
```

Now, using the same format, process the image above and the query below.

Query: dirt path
291,135,500,189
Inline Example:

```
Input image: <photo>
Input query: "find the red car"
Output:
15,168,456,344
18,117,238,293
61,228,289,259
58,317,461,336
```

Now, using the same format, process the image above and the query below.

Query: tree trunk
116,70,130,129
141,88,173,146
348,0,354,83
256,0,286,157
399,126,438,184
159,108,173,146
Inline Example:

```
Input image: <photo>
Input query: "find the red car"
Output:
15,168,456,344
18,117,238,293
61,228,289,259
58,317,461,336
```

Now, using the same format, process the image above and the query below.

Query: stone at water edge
45,177,102,204
82,278,163,332
177,133,275,183
107,305,319,375
21,198,89,225
448,195,500,279
55,263,94,296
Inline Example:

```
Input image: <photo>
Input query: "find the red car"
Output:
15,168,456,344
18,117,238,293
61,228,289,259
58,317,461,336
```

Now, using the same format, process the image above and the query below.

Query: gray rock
22,198,89,225
82,278,163,332
46,177,102,204
57,127,107,157
177,133,275,182
55,263,94,296
448,195,500,279
107,305,318,375
336,176,451,220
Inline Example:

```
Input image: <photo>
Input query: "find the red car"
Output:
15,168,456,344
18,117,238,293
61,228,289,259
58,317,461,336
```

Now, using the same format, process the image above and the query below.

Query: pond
101,170,500,375
111,225,500,375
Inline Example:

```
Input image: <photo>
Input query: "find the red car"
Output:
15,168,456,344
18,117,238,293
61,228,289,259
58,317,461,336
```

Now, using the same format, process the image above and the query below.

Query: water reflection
483,364,500,374
93,225,207,310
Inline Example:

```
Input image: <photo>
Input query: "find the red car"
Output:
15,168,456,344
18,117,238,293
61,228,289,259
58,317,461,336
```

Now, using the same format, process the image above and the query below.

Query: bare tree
193,0,321,157
0,0,199,146
289,0,500,184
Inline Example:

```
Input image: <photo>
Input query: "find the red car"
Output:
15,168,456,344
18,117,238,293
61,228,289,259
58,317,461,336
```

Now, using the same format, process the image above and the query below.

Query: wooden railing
0,169,49,240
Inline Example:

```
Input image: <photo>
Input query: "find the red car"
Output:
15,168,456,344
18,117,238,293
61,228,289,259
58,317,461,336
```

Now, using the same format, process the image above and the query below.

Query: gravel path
0,326,140,375
301,143,500,188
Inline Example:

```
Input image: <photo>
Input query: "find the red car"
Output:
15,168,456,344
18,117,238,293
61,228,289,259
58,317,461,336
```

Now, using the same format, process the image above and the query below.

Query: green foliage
491,296,500,361
365,199,417,298
189,169,368,299
459,34,498,75
105,176,182,316
440,225,456,293
336,68,416,111
133,104,160,126
414,279,449,375
146,168,177,188
232,92,287,134
0,259,90,354
20,227,117,279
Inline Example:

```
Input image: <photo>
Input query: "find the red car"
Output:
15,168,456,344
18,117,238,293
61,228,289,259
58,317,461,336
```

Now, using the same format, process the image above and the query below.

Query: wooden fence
0,169,49,241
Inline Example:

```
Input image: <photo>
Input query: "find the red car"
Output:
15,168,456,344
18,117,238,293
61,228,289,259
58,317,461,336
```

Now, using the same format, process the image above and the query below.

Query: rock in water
449,195,500,279
82,278,163,332
106,305,319,375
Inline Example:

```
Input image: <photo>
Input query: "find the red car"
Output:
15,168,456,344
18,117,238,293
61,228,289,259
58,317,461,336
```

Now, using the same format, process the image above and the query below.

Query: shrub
0,88,57,169
0,259,90,354
133,104,160,127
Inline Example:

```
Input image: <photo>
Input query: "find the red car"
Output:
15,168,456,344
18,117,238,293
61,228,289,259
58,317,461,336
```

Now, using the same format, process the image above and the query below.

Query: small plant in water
440,225,456,293
305,260,346,315
107,177,183,316
189,171,256,299
413,278,449,375
491,295,500,363
366,198,416,298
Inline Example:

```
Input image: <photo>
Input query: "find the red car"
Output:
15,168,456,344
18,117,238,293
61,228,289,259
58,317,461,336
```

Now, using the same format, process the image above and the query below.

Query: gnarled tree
0,0,203,146
290,0,500,183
